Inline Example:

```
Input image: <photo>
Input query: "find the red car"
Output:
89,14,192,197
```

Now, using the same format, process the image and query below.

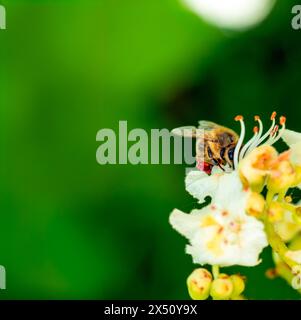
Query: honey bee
172,121,239,171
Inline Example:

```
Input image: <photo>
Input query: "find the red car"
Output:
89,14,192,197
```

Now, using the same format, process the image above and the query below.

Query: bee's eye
228,147,235,161
207,147,213,158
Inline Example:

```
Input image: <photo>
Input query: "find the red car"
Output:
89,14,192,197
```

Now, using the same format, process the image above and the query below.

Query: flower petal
184,169,246,206
282,129,301,146
185,169,222,203
213,171,249,212
169,209,204,240
169,205,268,267
282,129,301,166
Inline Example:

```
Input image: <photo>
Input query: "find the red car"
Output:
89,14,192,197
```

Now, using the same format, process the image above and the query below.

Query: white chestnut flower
169,203,267,267
183,0,276,30
186,113,287,202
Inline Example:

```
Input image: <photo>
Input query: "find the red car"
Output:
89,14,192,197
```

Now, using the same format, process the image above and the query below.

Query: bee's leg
218,163,225,172
213,159,225,172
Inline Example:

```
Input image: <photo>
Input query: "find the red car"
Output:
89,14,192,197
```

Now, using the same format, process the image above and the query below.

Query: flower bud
265,268,278,279
267,160,296,193
187,268,212,300
291,265,301,290
239,145,277,192
267,202,284,223
230,275,245,298
210,274,234,300
245,192,265,218
293,166,301,187
274,216,301,242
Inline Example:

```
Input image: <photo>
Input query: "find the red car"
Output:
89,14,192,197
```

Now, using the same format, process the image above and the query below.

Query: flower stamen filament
234,115,245,170
251,111,276,149
240,126,259,161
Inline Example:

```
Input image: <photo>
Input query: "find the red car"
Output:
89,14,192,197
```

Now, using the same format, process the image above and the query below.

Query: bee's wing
198,121,221,131
171,126,202,138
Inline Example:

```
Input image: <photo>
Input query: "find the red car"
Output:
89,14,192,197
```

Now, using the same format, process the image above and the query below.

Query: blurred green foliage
0,0,301,299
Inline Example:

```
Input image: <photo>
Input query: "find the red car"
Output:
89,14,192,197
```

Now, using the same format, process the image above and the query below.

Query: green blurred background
0,0,301,299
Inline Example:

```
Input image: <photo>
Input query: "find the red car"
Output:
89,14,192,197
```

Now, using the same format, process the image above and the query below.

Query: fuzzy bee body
172,121,239,170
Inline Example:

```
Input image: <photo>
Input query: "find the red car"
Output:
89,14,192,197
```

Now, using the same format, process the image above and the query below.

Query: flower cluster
170,113,301,300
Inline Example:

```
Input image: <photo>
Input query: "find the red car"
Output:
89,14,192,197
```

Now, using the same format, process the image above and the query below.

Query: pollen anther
271,111,277,120
280,116,286,125
235,115,243,121
235,112,288,164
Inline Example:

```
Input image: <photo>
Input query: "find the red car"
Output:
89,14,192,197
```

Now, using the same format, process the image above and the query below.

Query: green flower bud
187,268,212,300
230,275,245,298
267,160,296,193
239,145,277,193
267,202,284,223
245,192,266,219
210,274,234,300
